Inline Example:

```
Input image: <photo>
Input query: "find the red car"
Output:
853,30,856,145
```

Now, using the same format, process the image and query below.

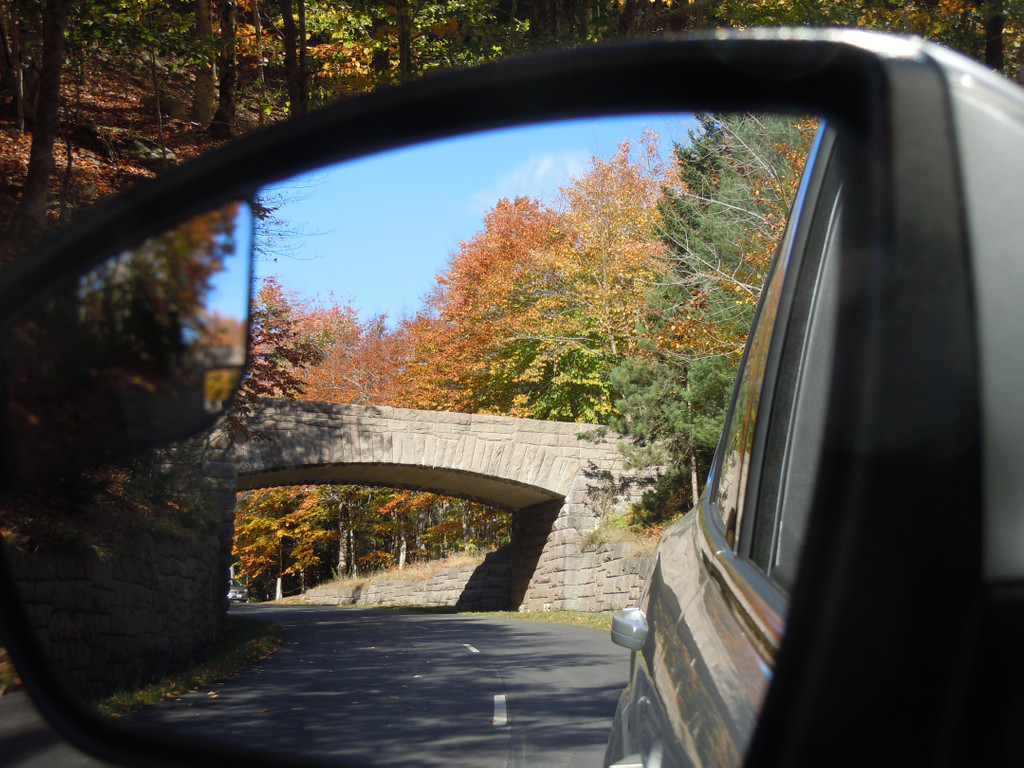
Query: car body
227,579,247,603
604,39,1024,768
1,28,1023,768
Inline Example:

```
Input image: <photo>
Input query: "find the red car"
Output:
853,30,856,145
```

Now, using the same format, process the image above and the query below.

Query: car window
750,179,841,590
710,244,790,548
709,130,841,593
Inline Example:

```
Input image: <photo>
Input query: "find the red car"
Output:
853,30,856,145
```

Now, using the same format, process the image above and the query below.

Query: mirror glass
2,202,252,483
1,112,821,767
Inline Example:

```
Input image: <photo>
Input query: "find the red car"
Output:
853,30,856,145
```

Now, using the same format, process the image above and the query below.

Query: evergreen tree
610,113,815,523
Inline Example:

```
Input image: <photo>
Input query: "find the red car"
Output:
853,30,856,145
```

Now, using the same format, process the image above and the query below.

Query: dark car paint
608,34,1024,768
605,124,840,768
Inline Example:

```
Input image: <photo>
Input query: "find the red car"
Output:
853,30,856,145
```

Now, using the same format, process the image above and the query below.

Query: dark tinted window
751,180,841,590
711,247,791,548
709,129,842,594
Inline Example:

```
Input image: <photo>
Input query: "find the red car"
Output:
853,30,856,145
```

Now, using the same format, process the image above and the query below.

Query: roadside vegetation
0,646,20,696
95,617,281,717
1,456,218,556
473,610,611,631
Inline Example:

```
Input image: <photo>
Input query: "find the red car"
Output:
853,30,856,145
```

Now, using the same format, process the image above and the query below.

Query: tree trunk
529,0,586,42
348,527,356,576
415,507,425,556
57,55,83,221
686,371,699,507
253,0,267,124
529,0,557,41
0,6,17,106
209,0,236,139
398,535,407,569
397,0,411,77
15,0,67,245
983,6,1005,73
277,0,307,117
191,0,216,124
337,503,348,575
297,0,308,105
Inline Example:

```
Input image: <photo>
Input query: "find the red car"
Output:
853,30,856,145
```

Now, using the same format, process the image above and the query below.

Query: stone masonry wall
304,550,509,610
226,400,657,615
9,528,225,701
513,538,653,612
303,543,652,614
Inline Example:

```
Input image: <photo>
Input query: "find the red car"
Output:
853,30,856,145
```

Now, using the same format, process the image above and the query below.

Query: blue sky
255,114,692,324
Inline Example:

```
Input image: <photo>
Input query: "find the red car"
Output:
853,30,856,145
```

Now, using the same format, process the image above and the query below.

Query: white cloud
468,149,592,212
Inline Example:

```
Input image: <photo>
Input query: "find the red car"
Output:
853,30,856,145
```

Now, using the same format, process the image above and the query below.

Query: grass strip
292,601,611,630
96,616,282,717
472,609,610,631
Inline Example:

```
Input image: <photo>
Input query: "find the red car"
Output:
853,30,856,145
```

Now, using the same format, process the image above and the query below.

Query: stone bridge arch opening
237,462,564,608
205,400,651,610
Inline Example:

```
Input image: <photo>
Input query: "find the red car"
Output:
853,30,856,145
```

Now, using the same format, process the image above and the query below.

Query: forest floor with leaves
0,54,268,264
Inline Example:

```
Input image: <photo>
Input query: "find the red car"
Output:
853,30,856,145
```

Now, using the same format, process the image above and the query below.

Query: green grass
282,601,612,631
96,616,282,717
472,610,611,631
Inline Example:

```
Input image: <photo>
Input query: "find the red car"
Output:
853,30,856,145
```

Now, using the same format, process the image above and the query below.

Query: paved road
1,604,629,768
0,691,103,768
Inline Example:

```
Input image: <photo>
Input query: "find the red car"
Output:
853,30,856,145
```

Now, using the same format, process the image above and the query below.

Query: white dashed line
463,643,480,653
492,694,507,726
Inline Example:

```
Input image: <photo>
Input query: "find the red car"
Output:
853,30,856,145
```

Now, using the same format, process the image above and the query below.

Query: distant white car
227,578,248,602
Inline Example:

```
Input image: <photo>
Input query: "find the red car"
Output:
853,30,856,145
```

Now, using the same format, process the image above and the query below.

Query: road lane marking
463,643,480,653
492,694,507,726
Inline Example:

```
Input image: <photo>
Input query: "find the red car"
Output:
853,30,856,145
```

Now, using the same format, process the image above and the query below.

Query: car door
612,123,844,768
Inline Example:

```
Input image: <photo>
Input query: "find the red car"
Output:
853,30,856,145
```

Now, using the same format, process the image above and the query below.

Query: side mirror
611,608,648,652
1,203,252,484
0,28,1011,768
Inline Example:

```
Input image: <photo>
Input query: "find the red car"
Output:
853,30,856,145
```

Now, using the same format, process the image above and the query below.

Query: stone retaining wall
516,539,653,612
304,543,653,614
305,550,510,610
223,400,657,612
9,529,225,701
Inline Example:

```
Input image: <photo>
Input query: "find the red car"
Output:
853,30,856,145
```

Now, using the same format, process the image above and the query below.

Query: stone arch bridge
199,399,652,610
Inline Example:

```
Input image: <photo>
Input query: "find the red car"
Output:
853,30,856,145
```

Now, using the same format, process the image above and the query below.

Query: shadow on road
116,604,625,768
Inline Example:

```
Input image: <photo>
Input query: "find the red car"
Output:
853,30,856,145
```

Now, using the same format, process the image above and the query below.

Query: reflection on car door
608,126,843,768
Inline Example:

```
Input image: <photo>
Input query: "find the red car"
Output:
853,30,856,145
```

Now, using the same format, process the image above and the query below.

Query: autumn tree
233,486,334,598
233,483,509,598
225,276,325,438
397,133,667,424
508,133,667,421
396,195,561,414
609,113,816,522
293,303,410,406
13,0,67,243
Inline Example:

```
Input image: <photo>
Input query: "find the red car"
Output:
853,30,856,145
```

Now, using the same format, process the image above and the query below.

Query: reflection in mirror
2,202,252,482
1,113,819,767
